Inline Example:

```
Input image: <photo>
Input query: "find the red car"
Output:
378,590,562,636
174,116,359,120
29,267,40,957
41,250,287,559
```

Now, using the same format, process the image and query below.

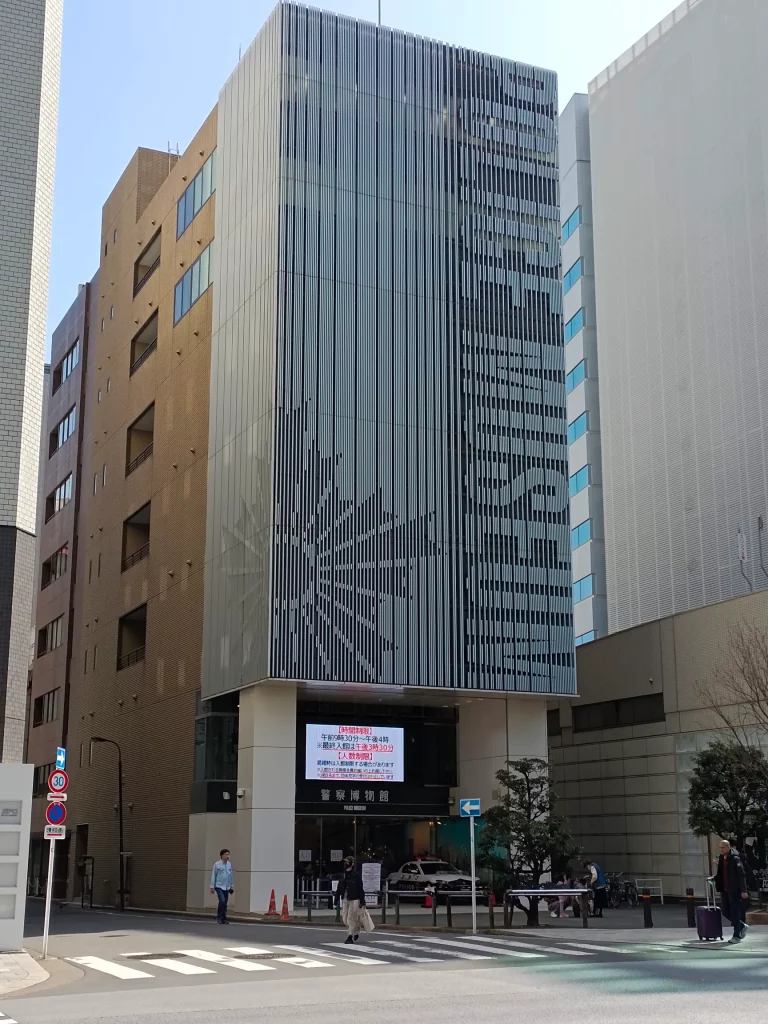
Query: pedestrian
210,848,234,925
335,855,373,944
711,839,749,943
583,859,607,918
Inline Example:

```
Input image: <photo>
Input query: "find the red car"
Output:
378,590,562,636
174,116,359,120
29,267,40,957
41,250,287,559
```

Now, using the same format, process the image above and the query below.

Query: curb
0,953,49,998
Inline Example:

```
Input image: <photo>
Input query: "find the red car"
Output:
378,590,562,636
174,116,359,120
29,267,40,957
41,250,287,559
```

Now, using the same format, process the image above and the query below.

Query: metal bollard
381,892,387,926
335,902,341,925
432,892,438,928
580,893,589,929
686,887,696,928
642,888,653,928
307,899,312,922
503,897,510,929
395,894,401,926
446,895,452,929
488,896,495,929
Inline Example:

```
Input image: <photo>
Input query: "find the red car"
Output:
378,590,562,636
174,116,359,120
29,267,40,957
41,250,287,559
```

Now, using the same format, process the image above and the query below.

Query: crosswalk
60,932,763,984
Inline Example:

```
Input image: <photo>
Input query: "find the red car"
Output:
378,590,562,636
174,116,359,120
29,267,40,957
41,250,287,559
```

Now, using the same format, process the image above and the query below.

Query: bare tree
698,621,768,743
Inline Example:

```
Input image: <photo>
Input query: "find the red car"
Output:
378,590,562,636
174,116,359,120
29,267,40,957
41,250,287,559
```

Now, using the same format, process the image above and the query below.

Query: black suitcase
696,881,723,941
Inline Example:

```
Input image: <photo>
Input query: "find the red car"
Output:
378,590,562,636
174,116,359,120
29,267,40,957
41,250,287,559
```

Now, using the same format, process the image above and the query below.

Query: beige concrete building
550,589,768,897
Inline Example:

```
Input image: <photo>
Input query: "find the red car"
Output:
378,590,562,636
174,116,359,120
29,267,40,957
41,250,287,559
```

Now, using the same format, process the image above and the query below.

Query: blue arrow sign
56,747,66,770
459,797,481,817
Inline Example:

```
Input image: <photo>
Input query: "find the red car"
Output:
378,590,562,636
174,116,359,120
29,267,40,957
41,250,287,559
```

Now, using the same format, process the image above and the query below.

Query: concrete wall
552,588,768,895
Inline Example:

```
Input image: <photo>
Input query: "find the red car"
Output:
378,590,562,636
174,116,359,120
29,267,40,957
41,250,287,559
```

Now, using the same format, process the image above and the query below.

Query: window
110,305,114,320
566,359,586,394
97,390,102,403
98,553,101,577
88,560,92,584
563,257,583,294
84,648,88,673
573,693,665,733
107,377,111,392
130,312,158,375
567,412,588,445
113,228,118,243
102,463,107,487
32,688,60,727
37,616,64,657
193,692,238,783
177,150,217,237
93,473,98,495
33,763,54,796
101,318,104,332
573,574,593,603
41,543,68,589
126,404,155,474
117,604,147,670
51,340,80,394
122,502,151,571
93,646,97,670
133,230,161,294
562,206,581,242
547,708,561,736
564,308,585,343
174,242,214,324
569,465,589,496
574,630,595,647
571,519,591,549
45,474,72,522
49,406,77,457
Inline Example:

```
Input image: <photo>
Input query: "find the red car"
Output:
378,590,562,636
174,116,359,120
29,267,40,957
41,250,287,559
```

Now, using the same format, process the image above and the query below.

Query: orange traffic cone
281,894,290,921
266,889,278,916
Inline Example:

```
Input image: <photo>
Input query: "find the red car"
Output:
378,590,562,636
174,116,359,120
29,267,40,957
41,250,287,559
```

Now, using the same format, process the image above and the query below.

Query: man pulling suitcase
711,840,749,944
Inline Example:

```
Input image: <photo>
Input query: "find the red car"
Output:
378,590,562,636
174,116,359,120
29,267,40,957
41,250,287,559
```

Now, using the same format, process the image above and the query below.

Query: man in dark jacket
335,856,366,943
713,840,749,943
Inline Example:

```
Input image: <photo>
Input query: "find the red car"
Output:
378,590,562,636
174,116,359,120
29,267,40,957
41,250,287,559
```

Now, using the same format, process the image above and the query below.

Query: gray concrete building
559,94,607,646
588,0,768,632
0,0,63,760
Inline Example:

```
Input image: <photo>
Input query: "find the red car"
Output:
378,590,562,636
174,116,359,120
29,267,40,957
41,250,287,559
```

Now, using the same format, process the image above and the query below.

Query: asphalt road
4,905,767,1023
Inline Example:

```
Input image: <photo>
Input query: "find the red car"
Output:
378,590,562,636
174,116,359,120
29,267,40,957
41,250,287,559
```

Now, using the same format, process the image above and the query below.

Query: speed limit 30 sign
48,769,68,794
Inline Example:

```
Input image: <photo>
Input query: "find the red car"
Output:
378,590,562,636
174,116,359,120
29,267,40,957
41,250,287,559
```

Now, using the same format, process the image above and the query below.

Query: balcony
122,503,150,572
130,312,158,375
117,604,147,671
125,404,154,477
133,230,161,295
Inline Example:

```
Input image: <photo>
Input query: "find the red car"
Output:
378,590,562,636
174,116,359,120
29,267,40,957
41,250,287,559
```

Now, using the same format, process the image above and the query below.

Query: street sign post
459,798,481,934
43,768,69,958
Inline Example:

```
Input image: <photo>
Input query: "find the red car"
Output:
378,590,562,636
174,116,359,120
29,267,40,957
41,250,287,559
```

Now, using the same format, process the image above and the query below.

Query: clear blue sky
47,0,675,348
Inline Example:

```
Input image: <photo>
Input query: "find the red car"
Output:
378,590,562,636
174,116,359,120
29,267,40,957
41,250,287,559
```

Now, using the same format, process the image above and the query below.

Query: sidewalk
0,952,49,997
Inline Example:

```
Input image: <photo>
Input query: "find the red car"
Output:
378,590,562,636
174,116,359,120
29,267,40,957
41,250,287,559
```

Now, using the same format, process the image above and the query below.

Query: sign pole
469,817,477,935
42,839,56,959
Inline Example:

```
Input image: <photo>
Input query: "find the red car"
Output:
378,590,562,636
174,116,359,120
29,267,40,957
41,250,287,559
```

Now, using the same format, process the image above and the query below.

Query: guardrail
126,442,153,476
636,878,664,904
117,646,145,671
122,542,150,572
505,888,592,929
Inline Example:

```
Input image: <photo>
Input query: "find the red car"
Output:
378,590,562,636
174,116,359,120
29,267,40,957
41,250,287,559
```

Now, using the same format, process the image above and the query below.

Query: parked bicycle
606,872,639,908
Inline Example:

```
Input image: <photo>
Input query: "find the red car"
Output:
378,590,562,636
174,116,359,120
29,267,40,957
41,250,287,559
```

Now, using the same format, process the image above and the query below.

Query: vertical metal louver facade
202,2,574,699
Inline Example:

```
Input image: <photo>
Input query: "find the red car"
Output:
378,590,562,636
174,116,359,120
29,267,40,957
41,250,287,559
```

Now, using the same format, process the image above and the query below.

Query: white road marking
325,942,441,963
274,944,386,965
66,956,153,980
140,958,215,976
225,946,332,969
462,935,591,956
412,937,543,959
562,942,642,954
174,949,274,972
374,938,494,961
224,946,274,956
